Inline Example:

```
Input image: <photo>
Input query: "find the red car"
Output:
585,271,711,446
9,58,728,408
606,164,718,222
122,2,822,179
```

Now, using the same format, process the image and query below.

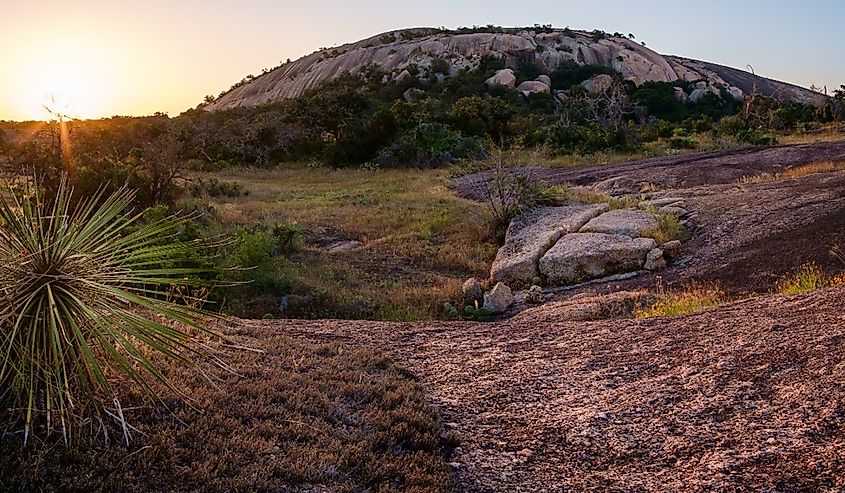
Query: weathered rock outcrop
539,233,657,285
490,205,609,285
206,28,827,110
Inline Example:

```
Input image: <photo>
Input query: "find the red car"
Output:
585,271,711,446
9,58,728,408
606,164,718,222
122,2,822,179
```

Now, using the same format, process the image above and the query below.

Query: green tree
449,96,516,144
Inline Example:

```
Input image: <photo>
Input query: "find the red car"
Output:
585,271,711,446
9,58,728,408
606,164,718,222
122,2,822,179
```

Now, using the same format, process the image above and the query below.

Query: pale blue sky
1,0,842,119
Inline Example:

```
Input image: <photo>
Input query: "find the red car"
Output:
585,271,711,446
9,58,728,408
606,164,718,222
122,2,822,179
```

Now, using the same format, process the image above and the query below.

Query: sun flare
9,39,115,121
28,61,106,120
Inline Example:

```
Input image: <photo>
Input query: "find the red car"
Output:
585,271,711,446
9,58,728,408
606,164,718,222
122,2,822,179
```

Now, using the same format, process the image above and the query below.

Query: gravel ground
243,285,845,492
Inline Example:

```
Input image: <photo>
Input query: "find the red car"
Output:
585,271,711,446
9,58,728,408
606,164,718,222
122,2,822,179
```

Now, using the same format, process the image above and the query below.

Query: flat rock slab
579,209,659,238
491,205,609,285
659,205,689,217
540,233,657,285
326,240,362,252
640,197,686,208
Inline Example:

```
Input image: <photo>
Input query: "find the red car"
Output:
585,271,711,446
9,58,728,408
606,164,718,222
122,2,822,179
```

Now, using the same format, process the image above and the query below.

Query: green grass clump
636,287,724,318
644,212,686,245
776,262,829,295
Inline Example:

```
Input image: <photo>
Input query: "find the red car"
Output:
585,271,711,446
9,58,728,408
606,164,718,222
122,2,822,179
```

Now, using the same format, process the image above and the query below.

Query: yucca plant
0,178,224,443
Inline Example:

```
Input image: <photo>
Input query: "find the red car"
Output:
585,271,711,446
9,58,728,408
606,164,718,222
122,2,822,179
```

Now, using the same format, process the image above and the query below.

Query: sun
9,38,115,121
29,61,106,120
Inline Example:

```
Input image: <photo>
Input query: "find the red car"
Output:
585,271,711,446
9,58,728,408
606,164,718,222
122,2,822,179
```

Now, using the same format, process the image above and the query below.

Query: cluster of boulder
484,67,744,106
461,277,515,315
676,80,744,103
485,68,553,97
495,199,688,298
485,69,618,100
461,198,691,316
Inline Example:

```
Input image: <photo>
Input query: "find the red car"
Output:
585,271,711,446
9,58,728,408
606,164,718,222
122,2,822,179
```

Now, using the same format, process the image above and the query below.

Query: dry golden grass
738,160,845,184
193,166,498,321
777,127,845,145
1,331,454,492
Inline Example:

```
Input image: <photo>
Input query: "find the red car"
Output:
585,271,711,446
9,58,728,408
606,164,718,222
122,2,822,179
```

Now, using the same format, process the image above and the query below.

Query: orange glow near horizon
4,37,117,121
2,2,840,122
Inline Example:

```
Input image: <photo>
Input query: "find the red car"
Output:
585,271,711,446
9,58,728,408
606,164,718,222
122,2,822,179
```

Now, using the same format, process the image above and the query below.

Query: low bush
668,128,699,149
644,212,687,244
189,177,246,198
542,122,634,155
376,122,487,168
549,62,617,90
484,170,561,239
208,224,304,317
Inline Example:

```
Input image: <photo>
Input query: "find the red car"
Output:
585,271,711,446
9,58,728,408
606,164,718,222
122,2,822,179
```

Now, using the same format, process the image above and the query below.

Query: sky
1,0,843,121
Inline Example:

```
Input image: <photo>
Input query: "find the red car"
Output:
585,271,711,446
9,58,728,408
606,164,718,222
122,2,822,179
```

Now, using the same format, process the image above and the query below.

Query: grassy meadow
194,166,498,321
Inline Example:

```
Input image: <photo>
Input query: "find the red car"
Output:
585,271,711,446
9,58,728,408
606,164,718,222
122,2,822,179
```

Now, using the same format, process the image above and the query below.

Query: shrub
234,229,279,266
189,177,246,198
448,96,516,144
376,122,487,167
542,122,633,154
668,128,699,149
716,114,745,137
715,116,777,145
549,62,618,90
430,57,450,75
485,170,560,239
272,222,303,253
0,179,221,441
631,82,686,122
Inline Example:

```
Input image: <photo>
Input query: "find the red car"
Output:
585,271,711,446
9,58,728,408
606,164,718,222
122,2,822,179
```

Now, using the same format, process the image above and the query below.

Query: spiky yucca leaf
0,179,223,442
